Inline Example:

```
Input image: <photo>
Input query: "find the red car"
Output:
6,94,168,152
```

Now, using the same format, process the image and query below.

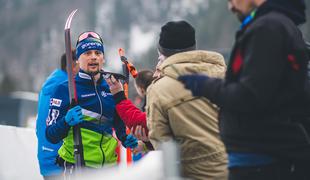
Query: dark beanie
158,20,196,57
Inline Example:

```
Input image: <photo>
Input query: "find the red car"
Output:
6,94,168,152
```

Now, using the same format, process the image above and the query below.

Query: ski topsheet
64,9,85,170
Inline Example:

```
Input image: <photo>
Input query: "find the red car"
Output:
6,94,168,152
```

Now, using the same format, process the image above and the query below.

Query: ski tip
118,48,125,56
65,9,78,30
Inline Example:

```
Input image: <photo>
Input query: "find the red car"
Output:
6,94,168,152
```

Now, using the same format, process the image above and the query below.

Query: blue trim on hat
76,37,104,59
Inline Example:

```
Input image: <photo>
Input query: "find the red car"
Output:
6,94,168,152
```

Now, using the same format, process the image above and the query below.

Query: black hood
265,0,306,25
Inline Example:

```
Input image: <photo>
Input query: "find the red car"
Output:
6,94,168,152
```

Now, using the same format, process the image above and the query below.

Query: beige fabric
146,50,228,180
181,152,228,180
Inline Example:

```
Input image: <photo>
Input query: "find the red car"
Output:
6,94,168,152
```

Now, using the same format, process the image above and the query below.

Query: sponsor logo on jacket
101,91,112,97
46,109,59,126
50,98,62,107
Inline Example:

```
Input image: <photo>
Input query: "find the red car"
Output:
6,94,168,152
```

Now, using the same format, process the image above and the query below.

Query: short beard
89,70,99,76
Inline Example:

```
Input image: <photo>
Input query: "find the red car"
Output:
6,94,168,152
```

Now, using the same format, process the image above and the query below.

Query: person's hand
65,105,83,126
131,125,149,142
105,75,124,95
132,141,145,154
178,74,209,97
122,134,138,148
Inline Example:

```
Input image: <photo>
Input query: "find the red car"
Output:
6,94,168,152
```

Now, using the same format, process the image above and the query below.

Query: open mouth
88,63,99,68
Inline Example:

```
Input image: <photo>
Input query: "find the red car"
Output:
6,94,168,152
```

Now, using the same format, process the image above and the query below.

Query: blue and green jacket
46,70,127,168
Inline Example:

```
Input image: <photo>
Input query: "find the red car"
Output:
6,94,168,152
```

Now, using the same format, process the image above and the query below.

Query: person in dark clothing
306,41,310,80
178,0,310,180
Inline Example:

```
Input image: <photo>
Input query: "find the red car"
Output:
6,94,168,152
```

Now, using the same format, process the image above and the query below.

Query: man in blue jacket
36,50,78,180
45,31,137,174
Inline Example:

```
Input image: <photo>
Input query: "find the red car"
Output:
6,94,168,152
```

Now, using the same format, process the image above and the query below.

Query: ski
64,9,85,171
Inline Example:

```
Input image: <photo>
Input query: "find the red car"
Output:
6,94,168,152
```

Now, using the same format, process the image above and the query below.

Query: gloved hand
122,134,138,148
178,74,209,97
65,105,83,126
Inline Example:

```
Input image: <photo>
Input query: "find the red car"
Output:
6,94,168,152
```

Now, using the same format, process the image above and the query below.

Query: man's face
228,0,256,22
78,50,104,74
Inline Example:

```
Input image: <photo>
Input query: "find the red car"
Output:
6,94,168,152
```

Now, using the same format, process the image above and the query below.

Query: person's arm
36,90,48,138
180,21,287,113
113,91,147,129
146,84,173,150
46,118,70,144
207,22,287,112
105,75,147,130
112,110,127,142
113,111,138,148
45,85,71,144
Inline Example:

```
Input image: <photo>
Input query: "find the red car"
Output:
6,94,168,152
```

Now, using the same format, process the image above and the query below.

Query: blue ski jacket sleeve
36,69,67,176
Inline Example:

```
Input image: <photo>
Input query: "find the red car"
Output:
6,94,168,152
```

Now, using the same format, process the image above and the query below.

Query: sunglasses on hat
77,31,103,44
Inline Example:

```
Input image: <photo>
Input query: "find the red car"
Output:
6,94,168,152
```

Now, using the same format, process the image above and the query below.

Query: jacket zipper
92,76,105,167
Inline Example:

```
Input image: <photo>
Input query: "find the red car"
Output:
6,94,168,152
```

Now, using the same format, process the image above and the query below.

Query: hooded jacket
146,50,227,179
201,2,310,159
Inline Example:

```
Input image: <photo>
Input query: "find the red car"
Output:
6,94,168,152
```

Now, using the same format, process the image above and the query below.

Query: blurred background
0,0,309,128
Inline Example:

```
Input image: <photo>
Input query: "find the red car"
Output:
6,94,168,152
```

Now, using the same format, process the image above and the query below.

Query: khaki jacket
146,50,228,179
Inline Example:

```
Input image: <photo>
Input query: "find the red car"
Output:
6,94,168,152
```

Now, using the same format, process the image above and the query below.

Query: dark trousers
229,161,310,180
55,156,95,179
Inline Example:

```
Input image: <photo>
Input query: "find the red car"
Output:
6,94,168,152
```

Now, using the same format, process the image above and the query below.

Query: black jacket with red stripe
203,2,310,160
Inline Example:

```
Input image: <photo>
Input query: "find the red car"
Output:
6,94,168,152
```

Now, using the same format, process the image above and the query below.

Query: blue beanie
76,37,104,59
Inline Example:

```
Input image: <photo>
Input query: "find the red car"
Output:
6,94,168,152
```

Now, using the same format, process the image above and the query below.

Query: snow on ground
0,125,170,180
